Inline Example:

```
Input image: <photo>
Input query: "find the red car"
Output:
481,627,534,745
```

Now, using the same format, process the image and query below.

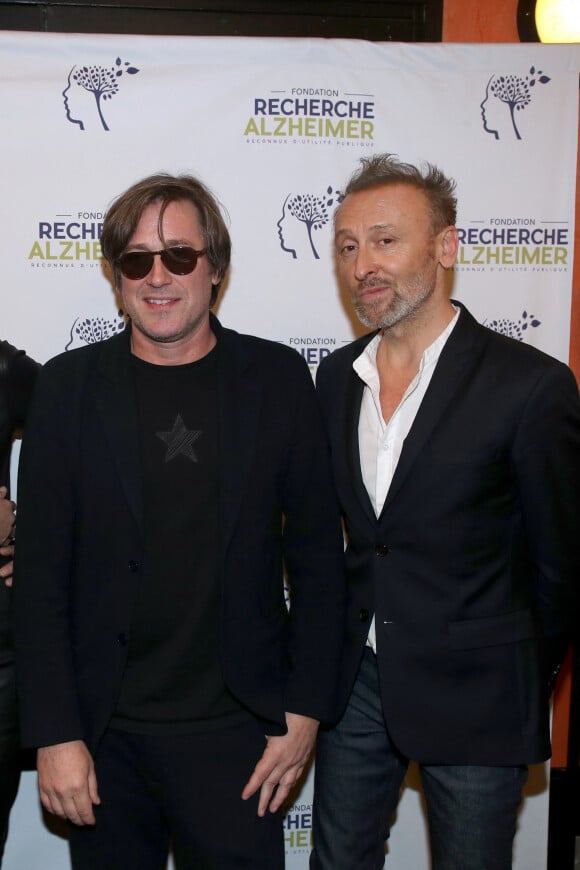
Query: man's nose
147,252,172,285
353,246,378,281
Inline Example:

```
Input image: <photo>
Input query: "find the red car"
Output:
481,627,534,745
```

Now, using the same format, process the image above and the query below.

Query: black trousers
0,659,21,865
69,721,284,870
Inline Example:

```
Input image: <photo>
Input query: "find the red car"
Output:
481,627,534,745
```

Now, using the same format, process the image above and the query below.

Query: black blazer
14,316,346,754
316,303,580,765
0,340,39,488
0,341,39,663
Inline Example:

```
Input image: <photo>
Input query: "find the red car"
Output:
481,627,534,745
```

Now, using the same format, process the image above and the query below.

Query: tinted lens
160,246,200,275
118,246,205,280
118,251,155,280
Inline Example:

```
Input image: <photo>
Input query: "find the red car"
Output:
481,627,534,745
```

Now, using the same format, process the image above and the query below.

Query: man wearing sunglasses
13,173,346,869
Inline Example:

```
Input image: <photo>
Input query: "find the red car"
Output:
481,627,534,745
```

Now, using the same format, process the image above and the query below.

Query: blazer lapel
380,303,486,514
94,327,144,537
332,332,379,527
213,317,262,549
344,364,377,526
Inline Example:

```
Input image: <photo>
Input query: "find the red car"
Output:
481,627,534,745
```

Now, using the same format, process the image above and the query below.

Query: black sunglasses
117,246,207,280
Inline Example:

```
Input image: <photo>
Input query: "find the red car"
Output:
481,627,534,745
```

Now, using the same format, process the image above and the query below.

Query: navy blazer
14,315,346,754
316,302,580,765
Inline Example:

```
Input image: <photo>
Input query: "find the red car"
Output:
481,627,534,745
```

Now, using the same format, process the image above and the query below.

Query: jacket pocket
448,609,537,650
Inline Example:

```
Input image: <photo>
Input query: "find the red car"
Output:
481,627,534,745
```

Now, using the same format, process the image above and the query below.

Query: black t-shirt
112,344,247,734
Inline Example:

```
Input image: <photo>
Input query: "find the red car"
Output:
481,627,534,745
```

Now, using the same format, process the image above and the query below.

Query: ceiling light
535,0,580,42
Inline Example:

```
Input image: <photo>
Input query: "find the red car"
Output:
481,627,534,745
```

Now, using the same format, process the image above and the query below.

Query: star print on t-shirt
156,413,202,463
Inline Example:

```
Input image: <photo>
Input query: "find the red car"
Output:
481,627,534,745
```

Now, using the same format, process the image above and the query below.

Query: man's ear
439,226,459,268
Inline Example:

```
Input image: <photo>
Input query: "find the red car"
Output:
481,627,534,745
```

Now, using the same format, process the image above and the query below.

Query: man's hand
0,486,15,546
37,740,101,825
0,543,14,587
241,712,319,816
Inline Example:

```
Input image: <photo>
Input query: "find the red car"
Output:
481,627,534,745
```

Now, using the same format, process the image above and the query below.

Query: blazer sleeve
279,356,347,723
512,359,580,643
13,358,85,749
8,347,41,428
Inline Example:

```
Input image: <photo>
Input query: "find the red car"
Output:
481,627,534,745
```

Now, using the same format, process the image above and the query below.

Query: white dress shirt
353,306,460,652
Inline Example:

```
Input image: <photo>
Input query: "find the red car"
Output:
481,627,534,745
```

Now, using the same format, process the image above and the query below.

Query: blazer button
117,633,128,646
359,608,370,622
375,544,389,556
128,560,139,572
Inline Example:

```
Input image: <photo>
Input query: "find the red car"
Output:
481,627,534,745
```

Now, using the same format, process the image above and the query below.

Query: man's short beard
352,251,438,331
354,286,432,331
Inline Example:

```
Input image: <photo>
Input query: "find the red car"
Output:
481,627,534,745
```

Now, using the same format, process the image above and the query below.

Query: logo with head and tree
62,57,140,131
480,66,550,141
277,185,344,260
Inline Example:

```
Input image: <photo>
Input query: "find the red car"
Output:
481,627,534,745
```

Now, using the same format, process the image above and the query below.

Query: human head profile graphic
277,185,344,260
62,57,140,131
480,66,550,141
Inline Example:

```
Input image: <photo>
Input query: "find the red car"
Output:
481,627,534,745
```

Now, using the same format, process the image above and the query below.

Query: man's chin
355,303,395,331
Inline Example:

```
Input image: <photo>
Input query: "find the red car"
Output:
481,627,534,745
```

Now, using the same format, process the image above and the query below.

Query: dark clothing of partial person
0,340,40,863
13,315,346,868
310,302,580,869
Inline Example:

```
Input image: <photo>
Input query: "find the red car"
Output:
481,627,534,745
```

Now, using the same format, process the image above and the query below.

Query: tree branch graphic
490,67,550,140
72,57,139,131
65,312,126,350
286,186,343,259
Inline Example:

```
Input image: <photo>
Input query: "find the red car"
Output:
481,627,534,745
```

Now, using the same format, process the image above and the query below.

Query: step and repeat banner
1,31,578,869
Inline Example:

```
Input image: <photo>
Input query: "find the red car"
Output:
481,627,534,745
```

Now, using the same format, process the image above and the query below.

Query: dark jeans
69,721,284,870
310,648,528,870
0,659,21,865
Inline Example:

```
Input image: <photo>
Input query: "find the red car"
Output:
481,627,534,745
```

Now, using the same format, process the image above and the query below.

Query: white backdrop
1,32,578,869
